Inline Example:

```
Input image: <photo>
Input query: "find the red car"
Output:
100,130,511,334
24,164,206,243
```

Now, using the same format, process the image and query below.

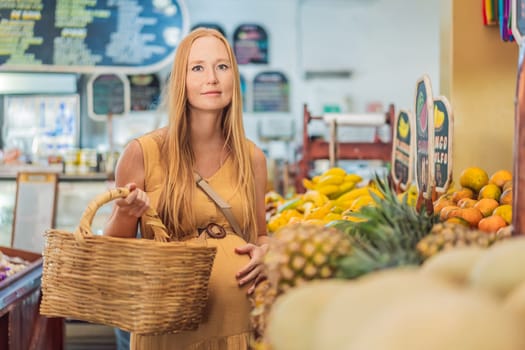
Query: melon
503,281,525,329
267,279,347,350
469,237,525,298
313,267,459,350
345,289,525,350
420,247,485,285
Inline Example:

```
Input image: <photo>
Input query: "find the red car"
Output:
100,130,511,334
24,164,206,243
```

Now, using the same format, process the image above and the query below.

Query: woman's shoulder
245,139,266,167
137,127,168,143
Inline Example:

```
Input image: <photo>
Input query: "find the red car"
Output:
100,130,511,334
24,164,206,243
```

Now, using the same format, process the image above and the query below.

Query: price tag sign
414,75,435,200
433,97,454,193
87,74,130,120
391,110,415,191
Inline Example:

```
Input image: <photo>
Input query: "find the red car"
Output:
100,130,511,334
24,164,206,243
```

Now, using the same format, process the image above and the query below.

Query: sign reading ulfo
0,0,189,73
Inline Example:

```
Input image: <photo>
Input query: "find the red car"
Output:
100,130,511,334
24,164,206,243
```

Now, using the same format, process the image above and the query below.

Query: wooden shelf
296,104,395,192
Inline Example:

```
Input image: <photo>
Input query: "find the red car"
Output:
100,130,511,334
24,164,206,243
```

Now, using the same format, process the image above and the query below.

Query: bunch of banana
266,168,390,232
302,167,363,199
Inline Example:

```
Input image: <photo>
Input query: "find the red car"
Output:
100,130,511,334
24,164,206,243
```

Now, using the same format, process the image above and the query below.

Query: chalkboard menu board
233,24,268,65
87,73,130,120
128,74,161,111
253,71,289,112
0,0,189,73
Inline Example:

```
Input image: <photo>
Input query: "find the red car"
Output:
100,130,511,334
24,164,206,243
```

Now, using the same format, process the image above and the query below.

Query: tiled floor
65,320,117,350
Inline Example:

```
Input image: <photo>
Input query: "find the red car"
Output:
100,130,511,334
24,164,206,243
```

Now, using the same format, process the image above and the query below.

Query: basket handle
74,187,170,242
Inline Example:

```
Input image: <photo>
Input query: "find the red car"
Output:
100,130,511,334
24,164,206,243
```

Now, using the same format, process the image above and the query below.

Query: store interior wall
91,0,442,162
440,0,518,181
1,0,441,164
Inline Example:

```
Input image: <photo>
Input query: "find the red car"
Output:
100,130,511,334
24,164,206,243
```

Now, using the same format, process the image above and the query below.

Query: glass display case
0,175,114,249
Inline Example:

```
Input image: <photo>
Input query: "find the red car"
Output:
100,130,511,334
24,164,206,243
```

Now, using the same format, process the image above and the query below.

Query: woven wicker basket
40,187,217,335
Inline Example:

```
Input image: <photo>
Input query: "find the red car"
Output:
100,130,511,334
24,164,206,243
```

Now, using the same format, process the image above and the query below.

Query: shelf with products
296,103,395,192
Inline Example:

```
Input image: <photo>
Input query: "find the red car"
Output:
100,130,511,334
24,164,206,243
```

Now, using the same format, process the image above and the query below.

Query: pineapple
250,280,277,350
335,175,437,279
265,223,352,295
416,221,510,260
250,223,351,348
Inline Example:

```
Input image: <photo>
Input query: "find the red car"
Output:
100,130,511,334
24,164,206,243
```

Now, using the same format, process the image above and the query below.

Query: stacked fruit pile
434,167,512,232
265,167,386,233
253,168,515,349
266,236,525,350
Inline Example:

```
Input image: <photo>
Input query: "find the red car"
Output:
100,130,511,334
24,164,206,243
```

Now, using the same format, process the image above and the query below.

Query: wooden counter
0,247,64,350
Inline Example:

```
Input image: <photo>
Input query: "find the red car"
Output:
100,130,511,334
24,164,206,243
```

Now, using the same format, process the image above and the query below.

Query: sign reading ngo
0,0,189,73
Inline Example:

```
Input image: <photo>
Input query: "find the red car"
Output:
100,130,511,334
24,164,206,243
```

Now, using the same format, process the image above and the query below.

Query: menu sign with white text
0,0,189,73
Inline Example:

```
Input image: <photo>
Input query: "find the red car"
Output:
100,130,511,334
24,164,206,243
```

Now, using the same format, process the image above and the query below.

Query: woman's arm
252,146,269,246
104,140,150,238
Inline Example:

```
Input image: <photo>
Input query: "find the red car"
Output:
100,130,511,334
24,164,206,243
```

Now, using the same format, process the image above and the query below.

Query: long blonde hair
158,28,257,243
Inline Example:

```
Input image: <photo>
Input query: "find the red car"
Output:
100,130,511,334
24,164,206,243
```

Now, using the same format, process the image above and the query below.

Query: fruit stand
256,68,525,349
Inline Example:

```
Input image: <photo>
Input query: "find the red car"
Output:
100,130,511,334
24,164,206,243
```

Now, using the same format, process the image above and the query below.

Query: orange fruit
503,180,513,192
474,198,500,217
489,169,512,188
493,204,512,224
447,207,483,228
451,188,475,203
478,183,502,201
459,167,489,192
457,198,478,209
478,215,507,233
499,188,513,205
439,205,459,221
433,199,455,215
445,216,470,227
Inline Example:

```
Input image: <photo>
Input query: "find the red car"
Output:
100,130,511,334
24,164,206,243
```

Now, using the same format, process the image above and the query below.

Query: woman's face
186,36,234,113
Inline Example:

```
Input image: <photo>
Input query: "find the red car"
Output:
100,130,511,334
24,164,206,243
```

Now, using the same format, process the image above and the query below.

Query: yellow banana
330,181,357,199
302,190,329,207
335,187,373,205
317,184,340,196
323,167,347,177
317,174,344,187
344,174,363,183
302,178,316,190
348,195,376,212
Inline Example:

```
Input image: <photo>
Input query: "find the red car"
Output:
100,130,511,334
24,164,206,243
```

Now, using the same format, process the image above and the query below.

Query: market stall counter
0,247,63,350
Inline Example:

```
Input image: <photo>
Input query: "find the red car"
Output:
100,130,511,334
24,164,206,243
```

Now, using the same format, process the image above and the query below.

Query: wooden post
513,46,525,235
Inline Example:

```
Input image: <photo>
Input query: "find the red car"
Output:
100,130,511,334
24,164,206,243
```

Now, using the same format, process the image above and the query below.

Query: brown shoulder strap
194,173,243,236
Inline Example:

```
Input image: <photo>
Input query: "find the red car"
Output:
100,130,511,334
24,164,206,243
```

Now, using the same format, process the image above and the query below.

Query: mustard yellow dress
131,129,252,349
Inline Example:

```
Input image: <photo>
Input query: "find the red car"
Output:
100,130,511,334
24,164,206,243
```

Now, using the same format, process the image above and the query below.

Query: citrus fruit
489,169,512,188
451,188,475,203
499,188,513,205
457,198,478,209
478,215,507,233
474,198,500,217
493,204,512,224
459,167,489,192
448,207,483,228
478,183,502,201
